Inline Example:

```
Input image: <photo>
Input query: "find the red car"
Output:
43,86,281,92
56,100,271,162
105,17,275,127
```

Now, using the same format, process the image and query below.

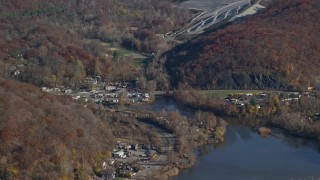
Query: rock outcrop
258,127,272,137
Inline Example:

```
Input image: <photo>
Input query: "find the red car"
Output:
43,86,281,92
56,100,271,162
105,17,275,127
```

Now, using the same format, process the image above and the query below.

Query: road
168,0,253,39
132,122,176,179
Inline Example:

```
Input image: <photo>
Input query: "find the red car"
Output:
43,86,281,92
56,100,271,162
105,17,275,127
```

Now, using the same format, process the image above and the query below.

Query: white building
105,85,117,91
113,151,125,158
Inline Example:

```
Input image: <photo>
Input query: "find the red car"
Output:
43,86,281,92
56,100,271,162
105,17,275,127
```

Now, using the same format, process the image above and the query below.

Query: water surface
131,96,194,118
174,124,320,180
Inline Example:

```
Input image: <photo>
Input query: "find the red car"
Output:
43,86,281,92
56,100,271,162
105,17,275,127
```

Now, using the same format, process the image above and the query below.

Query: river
174,124,320,180
134,96,320,179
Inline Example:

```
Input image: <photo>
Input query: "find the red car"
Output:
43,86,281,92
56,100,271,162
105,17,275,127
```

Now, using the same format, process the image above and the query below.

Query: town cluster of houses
41,77,151,106
41,86,73,94
112,141,157,160
225,92,268,109
225,91,317,110
76,88,150,105
95,140,158,179
102,141,157,179
112,161,140,178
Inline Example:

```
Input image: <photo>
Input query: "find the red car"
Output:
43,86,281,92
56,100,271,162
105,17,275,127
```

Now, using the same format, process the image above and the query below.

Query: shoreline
165,117,320,180
152,120,227,179
130,94,320,179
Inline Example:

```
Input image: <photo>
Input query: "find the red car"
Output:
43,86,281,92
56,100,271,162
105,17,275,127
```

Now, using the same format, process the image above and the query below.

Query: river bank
129,96,228,179
134,96,320,179
151,121,227,180
172,88,320,143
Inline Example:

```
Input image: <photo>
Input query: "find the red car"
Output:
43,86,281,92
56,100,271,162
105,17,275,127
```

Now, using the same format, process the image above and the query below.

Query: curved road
168,0,252,39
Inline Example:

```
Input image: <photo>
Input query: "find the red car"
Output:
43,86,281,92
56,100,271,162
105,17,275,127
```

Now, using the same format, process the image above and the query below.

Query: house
85,77,97,85
105,93,118,98
307,87,315,91
113,151,125,158
124,151,131,157
117,141,128,149
141,98,149,102
110,99,119,104
235,101,244,107
95,76,102,82
230,99,238,103
103,161,108,169
131,144,139,150
102,98,119,105
109,159,115,165
72,95,80,100
126,92,135,98
106,85,117,91
259,93,267,99
199,122,204,128
81,96,88,102
41,87,47,92
13,69,20,76
97,93,104,98
64,89,73,93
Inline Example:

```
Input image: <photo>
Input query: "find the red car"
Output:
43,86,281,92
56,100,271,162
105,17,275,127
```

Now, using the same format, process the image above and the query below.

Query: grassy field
100,41,149,68
200,90,265,99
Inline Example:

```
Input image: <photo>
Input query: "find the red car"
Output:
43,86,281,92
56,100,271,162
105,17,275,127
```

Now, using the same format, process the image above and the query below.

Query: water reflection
271,128,319,151
130,96,195,118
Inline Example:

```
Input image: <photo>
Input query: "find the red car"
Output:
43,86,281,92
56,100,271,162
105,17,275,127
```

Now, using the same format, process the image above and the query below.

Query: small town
224,89,319,121
41,76,152,107
40,76,320,126
94,141,159,179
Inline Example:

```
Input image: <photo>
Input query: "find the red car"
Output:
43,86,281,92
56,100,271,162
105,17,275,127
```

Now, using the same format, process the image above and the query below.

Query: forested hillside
165,0,320,90
0,79,161,179
0,1,191,178
0,79,115,178
0,0,190,87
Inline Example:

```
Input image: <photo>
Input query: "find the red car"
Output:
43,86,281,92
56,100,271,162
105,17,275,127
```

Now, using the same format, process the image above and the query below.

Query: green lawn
106,45,150,68
200,90,264,99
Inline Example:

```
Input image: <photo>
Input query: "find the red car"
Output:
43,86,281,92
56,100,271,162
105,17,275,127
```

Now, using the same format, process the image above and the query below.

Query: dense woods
0,0,190,87
165,0,320,90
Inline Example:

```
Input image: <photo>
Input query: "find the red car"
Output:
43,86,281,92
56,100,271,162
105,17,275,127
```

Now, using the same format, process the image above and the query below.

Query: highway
168,0,253,39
